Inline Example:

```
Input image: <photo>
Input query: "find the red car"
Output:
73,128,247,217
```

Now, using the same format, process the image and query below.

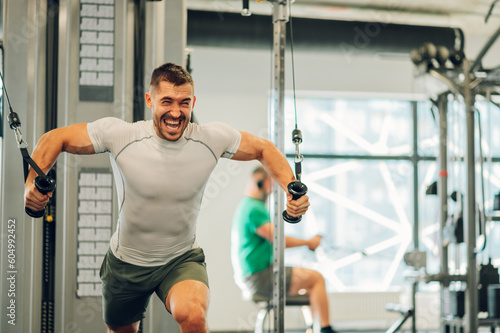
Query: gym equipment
242,1,309,330
410,43,465,71
280,3,308,224
479,260,500,313
385,303,415,333
282,180,308,223
436,46,450,67
411,19,500,332
252,294,316,333
241,0,251,16
282,128,308,223
494,192,500,211
1,70,56,218
449,49,465,67
385,250,427,333
425,181,438,195
488,285,500,318
450,290,466,318
241,1,292,331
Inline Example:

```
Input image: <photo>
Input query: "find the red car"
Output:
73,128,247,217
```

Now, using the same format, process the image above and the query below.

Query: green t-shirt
231,196,273,278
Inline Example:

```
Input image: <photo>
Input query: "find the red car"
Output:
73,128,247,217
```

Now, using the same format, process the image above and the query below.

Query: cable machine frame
269,1,289,332
412,21,500,333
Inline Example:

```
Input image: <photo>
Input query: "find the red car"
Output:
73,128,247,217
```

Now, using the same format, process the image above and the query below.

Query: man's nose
169,104,182,118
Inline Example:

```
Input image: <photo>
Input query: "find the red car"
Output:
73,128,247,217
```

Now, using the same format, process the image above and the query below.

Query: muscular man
231,167,335,333
24,63,309,333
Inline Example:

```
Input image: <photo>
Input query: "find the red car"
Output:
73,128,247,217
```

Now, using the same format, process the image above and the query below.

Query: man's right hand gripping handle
282,181,308,224
25,176,56,218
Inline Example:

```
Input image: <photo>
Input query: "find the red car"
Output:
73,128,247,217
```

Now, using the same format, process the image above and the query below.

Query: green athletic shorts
100,247,209,327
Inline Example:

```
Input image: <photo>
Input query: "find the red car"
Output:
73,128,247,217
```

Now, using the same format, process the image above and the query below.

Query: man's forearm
258,140,295,191
26,124,95,187
25,131,64,186
285,236,308,248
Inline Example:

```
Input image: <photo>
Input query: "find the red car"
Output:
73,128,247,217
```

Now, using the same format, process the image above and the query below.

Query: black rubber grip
25,176,56,218
282,181,308,224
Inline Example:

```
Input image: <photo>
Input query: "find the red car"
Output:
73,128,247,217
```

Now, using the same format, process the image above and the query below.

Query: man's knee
172,302,208,330
291,268,325,291
313,271,325,284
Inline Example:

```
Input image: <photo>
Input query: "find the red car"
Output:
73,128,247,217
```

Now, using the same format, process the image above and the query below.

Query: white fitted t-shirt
87,117,241,266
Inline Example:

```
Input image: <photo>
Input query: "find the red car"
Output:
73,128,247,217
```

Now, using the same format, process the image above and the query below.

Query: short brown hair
150,62,194,91
252,166,268,178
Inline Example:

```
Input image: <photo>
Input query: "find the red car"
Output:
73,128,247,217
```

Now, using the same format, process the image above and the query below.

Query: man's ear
145,92,153,108
192,95,197,110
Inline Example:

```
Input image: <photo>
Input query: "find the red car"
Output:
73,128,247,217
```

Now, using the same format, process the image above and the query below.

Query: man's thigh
166,279,210,314
289,267,320,295
100,250,155,327
154,247,210,310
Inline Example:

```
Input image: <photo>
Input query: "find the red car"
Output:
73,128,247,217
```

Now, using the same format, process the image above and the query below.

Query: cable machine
410,11,500,333
243,1,307,331
269,2,288,331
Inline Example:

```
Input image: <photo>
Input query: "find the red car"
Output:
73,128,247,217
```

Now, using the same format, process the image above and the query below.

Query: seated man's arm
256,223,321,250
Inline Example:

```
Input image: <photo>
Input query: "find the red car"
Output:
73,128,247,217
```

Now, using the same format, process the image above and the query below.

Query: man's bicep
58,123,96,154
231,131,265,161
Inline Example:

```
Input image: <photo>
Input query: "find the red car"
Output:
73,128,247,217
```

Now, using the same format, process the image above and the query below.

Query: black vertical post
42,1,59,332
134,2,146,332
133,0,146,122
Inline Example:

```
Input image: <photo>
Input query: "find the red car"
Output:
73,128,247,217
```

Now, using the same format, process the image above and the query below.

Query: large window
282,94,500,292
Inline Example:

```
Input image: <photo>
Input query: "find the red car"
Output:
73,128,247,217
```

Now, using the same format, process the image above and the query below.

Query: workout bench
251,293,316,333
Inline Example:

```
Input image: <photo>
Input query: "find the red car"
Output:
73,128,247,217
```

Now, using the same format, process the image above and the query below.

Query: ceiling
187,0,500,36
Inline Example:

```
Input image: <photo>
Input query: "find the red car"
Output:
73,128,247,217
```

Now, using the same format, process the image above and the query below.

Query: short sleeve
200,122,241,159
87,117,120,153
87,117,139,156
248,203,271,231
219,124,241,158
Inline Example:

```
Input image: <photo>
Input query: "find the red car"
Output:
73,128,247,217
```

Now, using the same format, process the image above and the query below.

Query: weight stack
450,290,465,318
479,260,500,312
488,284,500,318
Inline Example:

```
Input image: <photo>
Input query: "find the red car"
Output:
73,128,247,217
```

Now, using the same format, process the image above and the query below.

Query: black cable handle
1,70,56,218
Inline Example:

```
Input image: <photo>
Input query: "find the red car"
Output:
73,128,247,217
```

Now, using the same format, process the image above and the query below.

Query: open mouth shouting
155,113,188,141
164,117,182,130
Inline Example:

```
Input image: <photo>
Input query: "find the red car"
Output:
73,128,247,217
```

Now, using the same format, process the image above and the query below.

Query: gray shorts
242,266,293,298
100,247,209,327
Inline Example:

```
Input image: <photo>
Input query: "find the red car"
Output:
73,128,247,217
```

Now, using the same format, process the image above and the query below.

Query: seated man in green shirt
231,166,335,333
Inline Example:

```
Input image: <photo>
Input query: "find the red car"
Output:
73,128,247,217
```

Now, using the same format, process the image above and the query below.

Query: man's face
263,175,273,196
146,81,196,141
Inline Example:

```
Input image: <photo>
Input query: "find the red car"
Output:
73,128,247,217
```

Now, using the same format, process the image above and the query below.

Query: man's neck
246,190,267,202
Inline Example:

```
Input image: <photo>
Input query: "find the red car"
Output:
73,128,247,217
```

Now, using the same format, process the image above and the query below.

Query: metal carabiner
13,127,28,149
